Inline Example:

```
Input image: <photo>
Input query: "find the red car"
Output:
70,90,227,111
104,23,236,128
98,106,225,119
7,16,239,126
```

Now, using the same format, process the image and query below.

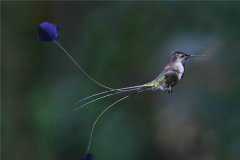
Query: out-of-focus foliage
2,1,240,160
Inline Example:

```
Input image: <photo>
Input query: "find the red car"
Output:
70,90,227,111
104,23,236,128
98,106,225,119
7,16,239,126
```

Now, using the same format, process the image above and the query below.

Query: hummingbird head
170,51,191,64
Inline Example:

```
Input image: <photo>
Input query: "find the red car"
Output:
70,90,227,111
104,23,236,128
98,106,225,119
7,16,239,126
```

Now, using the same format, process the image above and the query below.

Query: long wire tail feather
53,40,113,90
73,91,122,111
73,89,116,106
73,86,145,111
85,95,129,154
115,84,146,91
74,84,147,107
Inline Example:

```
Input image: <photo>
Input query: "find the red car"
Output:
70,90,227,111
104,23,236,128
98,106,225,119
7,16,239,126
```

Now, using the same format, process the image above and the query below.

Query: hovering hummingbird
75,51,204,110
73,51,205,155
144,51,201,95
38,21,205,158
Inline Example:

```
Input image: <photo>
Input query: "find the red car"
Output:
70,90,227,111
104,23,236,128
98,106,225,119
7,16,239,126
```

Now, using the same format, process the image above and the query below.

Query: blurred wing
163,70,179,87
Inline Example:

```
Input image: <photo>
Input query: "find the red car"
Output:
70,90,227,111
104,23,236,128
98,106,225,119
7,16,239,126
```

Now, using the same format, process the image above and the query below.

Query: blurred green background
2,1,240,160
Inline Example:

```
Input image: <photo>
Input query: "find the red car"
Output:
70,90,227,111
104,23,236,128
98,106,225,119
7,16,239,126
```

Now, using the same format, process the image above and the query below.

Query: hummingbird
72,51,204,156
144,51,194,95
75,51,201,110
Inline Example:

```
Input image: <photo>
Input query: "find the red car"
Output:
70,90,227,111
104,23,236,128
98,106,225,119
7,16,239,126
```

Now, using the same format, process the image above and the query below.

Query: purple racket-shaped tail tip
38,21,60,42
81,153,95,160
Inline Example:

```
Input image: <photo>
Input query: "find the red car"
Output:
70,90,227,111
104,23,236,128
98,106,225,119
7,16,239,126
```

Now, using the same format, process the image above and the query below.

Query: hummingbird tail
53,41,113,90
73,84,148,111
85,95,129,154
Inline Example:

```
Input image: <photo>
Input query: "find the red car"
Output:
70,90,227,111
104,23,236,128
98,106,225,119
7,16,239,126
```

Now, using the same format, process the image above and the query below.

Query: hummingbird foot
166,86,172,96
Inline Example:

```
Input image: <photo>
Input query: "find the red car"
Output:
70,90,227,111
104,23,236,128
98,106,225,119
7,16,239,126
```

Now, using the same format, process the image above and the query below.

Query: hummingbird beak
184,54,205,62
188,54,207,61
186,54,206,62
189,54,206,57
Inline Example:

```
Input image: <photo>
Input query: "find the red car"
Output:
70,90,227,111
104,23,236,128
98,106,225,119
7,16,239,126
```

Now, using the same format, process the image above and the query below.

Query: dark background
2,1,240,160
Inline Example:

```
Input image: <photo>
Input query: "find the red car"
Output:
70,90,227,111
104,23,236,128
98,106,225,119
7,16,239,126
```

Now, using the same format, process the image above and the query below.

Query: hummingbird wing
162,70,179,87
145,69,178,91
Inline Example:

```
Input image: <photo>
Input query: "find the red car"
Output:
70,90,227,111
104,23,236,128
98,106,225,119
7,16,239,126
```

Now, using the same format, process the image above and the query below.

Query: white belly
175,62,184,80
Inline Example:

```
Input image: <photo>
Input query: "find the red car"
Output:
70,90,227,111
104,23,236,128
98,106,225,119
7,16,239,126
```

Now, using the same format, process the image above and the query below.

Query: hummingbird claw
166,86,172,96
